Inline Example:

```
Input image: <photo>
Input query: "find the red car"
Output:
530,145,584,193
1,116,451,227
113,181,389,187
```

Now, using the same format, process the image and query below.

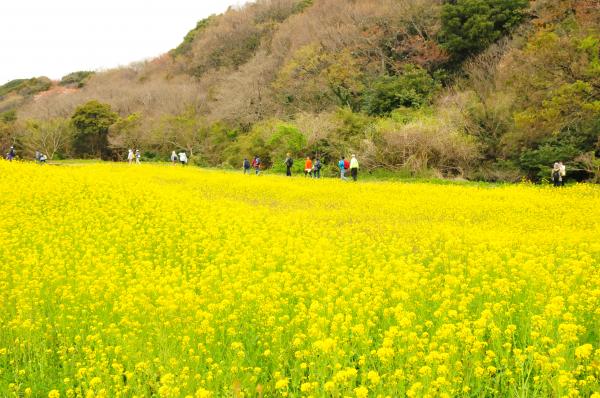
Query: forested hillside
1,0,598,181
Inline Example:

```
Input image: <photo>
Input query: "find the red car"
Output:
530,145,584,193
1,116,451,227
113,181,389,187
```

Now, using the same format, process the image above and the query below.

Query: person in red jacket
304,157,313,177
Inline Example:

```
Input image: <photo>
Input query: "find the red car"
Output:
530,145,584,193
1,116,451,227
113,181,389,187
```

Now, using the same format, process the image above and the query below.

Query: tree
20,118,74,160
363,64,441,115
109,113,146,153
439,0,528,60
71,101,117,159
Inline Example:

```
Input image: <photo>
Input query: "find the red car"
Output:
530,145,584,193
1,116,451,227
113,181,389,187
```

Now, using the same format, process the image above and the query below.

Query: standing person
284,153,293,177
350,154,359,181
39,153,47,164
313,158,322,179
178,151,188,165
135,149,141,164
338,156,348,180
170,151,178,164
253,156,261,175
127,149,134,164
6,146,15,161
552,162,561,187
35,150,41,163
559,161,566,186
243,158,251,174
304,157,313,177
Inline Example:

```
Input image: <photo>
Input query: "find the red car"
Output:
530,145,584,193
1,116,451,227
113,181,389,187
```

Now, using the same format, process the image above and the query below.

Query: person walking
178,151,188,165
127,149,134,164
6,146,15,161
350,154,359,181
171,151,178,164
559,161,566,186
552,162,561,187
284,153,293,177
135,149,141,164
313,158,322,179
243,158,251,174
338,156,348,180
304,157,313,177
253,156,261,175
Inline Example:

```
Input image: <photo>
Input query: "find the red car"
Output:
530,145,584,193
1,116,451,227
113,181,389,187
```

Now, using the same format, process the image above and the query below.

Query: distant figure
313,158,322,179
338,156,348,180
171,151,178,164
178,151,188,165
35,150,41,163
135,149,141,164
552,162,561,187
304,157,313,177
127,149,134,164
252,156,261,175
6,146,15,161
559,162,566,186
284,153,293,177
350,154,359,181
39,153,47,164
243,158,251,174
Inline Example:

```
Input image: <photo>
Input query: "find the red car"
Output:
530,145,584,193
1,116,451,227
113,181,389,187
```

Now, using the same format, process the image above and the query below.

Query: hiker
284,153,293,177
6,146,15,161
313,158,322,179
350,154,359,181
243,158,251,174
39,153,47,164
338,156,348,180
135,149,141,164
252,156,261,175
304,157,313,177
170,151,178,164
559,162,566,186
35,150,41,163
552,162,561,187
127,149,134,164
178,151,188,165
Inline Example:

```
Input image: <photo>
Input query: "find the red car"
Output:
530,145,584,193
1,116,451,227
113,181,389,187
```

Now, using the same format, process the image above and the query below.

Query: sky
0,0,245,85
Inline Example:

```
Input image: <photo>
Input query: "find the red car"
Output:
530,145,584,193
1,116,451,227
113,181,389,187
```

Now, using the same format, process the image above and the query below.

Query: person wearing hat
349,154,359,181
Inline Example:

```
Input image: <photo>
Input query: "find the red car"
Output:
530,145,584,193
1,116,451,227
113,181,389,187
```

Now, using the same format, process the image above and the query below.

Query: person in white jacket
349,154,359,181
127,149,134,164
178,151,188,165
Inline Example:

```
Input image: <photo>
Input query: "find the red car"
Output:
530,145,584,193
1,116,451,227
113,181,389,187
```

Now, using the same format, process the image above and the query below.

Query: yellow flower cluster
0,161,599,397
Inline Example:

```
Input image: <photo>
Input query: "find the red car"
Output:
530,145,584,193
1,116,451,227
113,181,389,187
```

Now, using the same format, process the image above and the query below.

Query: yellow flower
354,386,369,398
275,378,289,389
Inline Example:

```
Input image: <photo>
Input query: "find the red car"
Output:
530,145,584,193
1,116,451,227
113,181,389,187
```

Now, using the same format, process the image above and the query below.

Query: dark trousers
314,169,320,178
286,166,291,176
351,168,358,181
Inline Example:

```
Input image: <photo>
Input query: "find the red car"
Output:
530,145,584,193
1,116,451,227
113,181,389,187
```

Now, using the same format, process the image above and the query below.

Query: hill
1,0,598,182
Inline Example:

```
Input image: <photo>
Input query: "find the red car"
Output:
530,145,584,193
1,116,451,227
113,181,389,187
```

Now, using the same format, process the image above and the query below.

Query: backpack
344,159,350,170
286,158,293,167
244,159,250,168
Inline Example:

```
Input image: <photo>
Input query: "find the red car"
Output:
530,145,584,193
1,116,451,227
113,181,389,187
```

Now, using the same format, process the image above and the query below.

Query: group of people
552,161,567,187
243,157,261,175
127,149,142,164
170,150,189,165
243,154,361,181
291,155,323,178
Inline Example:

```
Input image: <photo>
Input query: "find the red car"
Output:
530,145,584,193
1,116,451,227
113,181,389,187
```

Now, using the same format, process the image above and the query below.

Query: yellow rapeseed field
0,161,599,398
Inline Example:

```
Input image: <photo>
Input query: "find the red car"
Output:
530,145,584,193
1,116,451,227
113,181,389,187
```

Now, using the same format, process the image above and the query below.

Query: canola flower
0,160,599,397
